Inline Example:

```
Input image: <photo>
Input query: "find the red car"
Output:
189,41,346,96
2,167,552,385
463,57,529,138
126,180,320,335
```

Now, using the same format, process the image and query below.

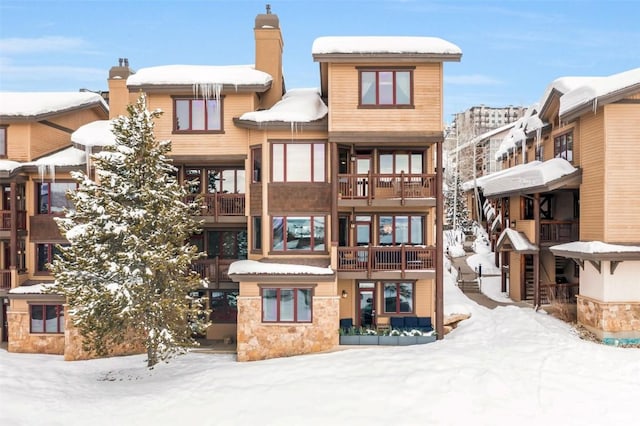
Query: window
174,98,222,132
379,152,423,174
182,167,245,194
272,216,325,252
262,287,312,323
191,230,247,260
252,216,262,251
30,304,64,333
0,126,6,157
272,142,325,182
359,69,413,106
378,215,424,245
209,290,238,323
252,146,262,183
554,132,573,162
535,144,544,162
37,182,75,214
36,243,67,273
383,282,414,314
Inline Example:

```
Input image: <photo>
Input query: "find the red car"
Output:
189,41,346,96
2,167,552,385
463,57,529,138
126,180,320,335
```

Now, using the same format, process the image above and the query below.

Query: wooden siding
603,103,640,242
578,109,605,241
5,123,30,161
327,63,443,132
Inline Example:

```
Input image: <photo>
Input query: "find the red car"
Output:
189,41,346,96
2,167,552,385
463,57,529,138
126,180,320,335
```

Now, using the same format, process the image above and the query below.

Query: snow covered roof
537,76,596,118
0,92,108,119
551,241,640,261
126,65,272,90
0,160,22,173
494,104,543,159
238,88,327,123
496,228,538,253
228,259,334,277
480,158,580,197
559,67,640,119
72,119,117,148
26,146,88,168
312,36,462,61
9,283,58,295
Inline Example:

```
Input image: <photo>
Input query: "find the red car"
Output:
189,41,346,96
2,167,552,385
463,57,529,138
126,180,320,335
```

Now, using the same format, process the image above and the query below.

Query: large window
191,230,247,259
379,152,423,174
30,304,64,333
262,287,313,323
272,142,325,182
0,126,6,157
36,243,67,273
252,146,262,183
174,98,222,132
183,167,244,194
383,282,414,314
272,216,325,252
378,215,424,245
554,132,573,162
37,182,75,214
359,69,413,106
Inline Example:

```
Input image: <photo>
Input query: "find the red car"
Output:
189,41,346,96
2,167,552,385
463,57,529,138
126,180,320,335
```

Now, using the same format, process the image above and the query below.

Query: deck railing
540,220,579,243
337,173,436,201
191,258,235,286
1,210,27,230
185,193,245,218
0,269,11,289
337,245,436,274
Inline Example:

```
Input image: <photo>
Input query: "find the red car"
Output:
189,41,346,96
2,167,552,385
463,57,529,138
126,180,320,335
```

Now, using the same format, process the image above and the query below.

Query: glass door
358,282,376,328
355,156,370,197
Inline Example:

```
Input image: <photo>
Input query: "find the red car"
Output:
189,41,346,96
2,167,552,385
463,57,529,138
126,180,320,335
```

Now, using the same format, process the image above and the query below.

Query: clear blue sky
1,0,638,122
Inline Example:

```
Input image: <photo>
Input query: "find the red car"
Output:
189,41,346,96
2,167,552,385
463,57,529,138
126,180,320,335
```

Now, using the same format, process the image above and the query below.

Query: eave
229,272,336,283
560,82,640,123
484,168,582,199
127,83,271,94
312,53,462,63
0,101,109,123
329,130,443,145
233,116,328,131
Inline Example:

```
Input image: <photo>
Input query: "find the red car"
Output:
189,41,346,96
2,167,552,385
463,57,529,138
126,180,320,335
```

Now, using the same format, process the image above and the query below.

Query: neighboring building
0,92,109,351
472,68,640,345
1,9,461,361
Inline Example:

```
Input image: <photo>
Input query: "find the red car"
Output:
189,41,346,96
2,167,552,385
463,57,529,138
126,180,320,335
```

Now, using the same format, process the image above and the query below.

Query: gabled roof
312,36,462,62
126,64,273,92
0,92,108,121
537,77,596,119
551,241,640,274
559,67,640,121
496,228,538,254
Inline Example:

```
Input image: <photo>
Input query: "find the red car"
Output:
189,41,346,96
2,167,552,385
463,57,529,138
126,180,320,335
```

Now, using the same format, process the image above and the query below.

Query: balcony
0,269,11,290
337,245,436,278
191,258,234,286
337,173,436,206
540,220,579,244
1,210,27,230
185,193,245,220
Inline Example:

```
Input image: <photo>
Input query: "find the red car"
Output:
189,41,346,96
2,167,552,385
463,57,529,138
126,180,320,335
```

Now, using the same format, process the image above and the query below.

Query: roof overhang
483,162,582,198
233,116,328,131
312,53,462,63
496,228,538,254
551,241,640,275
560,82,640,123
329,130,443,145
126,83,271,94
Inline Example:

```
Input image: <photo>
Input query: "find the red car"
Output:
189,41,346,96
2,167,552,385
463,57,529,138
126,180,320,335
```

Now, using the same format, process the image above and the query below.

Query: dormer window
358,67,414,108
174,97,223,133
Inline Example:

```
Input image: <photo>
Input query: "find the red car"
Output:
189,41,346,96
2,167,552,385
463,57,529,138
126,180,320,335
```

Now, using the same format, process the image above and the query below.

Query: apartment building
473,68,640,344
1,9,461,361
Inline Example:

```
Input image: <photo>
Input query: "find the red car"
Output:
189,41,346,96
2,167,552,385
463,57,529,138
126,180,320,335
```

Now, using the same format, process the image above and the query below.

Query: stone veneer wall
237,296,339,361
577,295,640,339
7,310,65,354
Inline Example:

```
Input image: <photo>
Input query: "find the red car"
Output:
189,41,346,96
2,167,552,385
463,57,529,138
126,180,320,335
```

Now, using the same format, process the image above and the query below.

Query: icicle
85,144,92,176
48,164,56,183
192,82,221,101
38,164,46,182
592,98,598,114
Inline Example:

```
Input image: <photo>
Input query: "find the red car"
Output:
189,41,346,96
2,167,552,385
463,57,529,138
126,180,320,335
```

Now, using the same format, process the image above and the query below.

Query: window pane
206,99,221,130
191,100,205,130
0,128,6,156
287,217,310,250
313,144,325,182
237,231,248,259
272,217,284,250
31,305,44,333
379,154,393,174
46,305,59,332
411,216,424,244
280,289,294,321
207,169,219,193
314,217,325,251
286,144,311,181
395,154,409,174
221,170,234,193
378,72,393,104
272,144,284,182
236,170,245,193
208,231,220,258
59,307,65,332
37,244,49,272
399,283,413,313
186,168,202,194
263,289,278,321
252,147,262,183
50,183,75,213
220,232,236,258
379,216,393,245
297,289,312,322
396,71,411,104
411,154,423,174
253,217,262,250
395,216,408,244
176,100,190,130
384,283,397,313
361,72,376,104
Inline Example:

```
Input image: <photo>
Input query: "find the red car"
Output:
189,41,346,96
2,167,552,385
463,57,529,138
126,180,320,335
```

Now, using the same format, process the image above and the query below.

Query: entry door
358,282,376,328
356,156,370,197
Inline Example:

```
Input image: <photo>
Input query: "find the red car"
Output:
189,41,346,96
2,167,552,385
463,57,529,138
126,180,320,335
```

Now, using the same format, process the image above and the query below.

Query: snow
238,88,327,123
551,240,640,254
8,282,56,294
537,76,597,113
482,158,578,197
0,160,22,172
72,120,116,147
126,64,272,87
0,92,107,117
2,264,639,426
27,146,87,167
228,259,334,275
312,36,462,56
497,228,538,252
559,67,640,117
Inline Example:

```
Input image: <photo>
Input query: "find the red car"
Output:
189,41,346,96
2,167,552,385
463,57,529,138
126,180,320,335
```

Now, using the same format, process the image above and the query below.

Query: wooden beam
588,260,601,273
610,260,621,275
533,192,540,309
435,139,444,340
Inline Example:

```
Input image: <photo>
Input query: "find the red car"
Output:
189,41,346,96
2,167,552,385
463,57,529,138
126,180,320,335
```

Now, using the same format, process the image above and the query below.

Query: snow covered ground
2,258,639,426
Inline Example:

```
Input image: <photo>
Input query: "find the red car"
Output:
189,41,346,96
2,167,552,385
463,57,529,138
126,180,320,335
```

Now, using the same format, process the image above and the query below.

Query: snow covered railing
337,172,435,201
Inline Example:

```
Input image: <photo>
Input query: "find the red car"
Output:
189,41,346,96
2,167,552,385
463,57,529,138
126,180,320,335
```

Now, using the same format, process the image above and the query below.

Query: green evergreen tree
445,174,471,231
51,94,209,368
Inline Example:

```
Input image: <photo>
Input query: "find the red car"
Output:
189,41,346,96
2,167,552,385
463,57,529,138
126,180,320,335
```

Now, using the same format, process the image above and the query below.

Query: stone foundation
577,295,640,343
7,311,65,355
63,317,145,361
237,296,339,361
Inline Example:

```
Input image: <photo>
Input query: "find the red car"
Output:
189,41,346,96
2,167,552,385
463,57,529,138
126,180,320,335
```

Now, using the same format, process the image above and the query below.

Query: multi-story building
474,68,640,344
2,8,461,361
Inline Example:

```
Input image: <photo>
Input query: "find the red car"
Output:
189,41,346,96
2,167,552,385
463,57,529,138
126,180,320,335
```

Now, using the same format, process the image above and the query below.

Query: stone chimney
107,58,134,119
254,5,284,110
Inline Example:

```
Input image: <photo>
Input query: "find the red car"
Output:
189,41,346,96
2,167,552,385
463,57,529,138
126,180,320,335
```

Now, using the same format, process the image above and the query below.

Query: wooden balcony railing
1,210,27,230
540,220,579,243
338,245,436,274
337,173,436,202
191,258,235,286
0,269,11,289
185,193,245,218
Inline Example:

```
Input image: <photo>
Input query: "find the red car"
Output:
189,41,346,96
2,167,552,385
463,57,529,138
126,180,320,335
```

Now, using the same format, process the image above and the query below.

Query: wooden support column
9,181,17,269
533,192,541,308
331,142,338,246
435,139,444,339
